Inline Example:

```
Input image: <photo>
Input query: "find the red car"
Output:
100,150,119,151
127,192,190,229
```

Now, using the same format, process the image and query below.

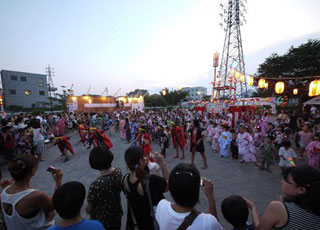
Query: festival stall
67,95,144,113
303,96,320,105
206,97,278,127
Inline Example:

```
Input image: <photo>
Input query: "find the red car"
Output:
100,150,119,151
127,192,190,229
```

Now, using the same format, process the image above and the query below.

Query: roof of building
127,89,149,97
1,69,46,77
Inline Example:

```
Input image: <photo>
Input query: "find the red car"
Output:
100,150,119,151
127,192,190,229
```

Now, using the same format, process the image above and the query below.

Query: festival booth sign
67,95,145,113
67,96,117,113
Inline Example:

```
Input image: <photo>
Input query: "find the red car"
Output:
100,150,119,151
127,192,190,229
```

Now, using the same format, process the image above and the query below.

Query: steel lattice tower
217,0,247,99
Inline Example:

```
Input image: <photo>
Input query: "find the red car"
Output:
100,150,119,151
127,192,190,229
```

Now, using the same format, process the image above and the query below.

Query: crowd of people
0,106,319,229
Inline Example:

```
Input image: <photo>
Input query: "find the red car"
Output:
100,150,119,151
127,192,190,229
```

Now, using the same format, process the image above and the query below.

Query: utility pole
218,0,248,99
45,65,55,113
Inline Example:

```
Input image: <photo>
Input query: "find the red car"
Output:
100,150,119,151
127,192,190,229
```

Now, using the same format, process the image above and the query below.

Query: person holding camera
123,147,169,230
156,163,222,230
0,154,63,230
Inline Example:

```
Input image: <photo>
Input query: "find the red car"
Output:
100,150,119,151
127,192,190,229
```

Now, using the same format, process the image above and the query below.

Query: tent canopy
303,96,320,105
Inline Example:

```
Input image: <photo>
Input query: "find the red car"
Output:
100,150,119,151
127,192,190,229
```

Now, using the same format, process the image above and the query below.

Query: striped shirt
274,202,320,230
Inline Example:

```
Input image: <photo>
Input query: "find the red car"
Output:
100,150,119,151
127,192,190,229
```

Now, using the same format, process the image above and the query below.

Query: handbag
177,209,200,230
122,174,139,230
144,179,160,230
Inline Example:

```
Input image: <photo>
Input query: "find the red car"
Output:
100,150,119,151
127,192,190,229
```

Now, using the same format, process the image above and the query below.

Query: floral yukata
306,141,320,170
238,132,256,162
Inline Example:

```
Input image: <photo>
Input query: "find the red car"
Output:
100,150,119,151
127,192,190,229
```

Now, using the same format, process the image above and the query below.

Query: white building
182,86,207,101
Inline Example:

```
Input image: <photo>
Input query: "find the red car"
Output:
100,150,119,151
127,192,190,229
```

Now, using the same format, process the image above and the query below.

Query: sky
0,0,319,96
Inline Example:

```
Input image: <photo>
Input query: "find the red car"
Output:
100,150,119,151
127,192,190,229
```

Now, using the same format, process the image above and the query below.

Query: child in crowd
238,126,256,163
274,125,286,150
49,181,105,230
55,136,75,162
17,128,32,154
221,195,254,230
266,123,276,138
219,125,231,158
305,132,320,170
274,118,282,128
298,124,313,160
252,126,264,153
230,129,239,160
207,120,214,144
259,136,276,172
131,126,152,158
158,125,169,157
278,140,297,172
211,123,220,153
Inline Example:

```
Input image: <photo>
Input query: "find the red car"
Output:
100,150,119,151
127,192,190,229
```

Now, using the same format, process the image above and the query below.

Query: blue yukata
219,131,231,157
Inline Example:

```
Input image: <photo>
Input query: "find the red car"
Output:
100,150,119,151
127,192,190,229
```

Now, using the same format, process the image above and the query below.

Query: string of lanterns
228,67,320,97
258,78,320,97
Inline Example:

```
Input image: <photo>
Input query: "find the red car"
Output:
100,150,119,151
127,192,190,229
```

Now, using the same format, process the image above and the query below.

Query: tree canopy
254,39,320,99
144,88,188,107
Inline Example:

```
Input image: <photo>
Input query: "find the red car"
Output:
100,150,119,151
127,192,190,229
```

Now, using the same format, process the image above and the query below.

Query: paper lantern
178,85,182,91
248,76,254,86
229,68,233,76
235,70,240,79
240,74,245,83
293,88,298,95
213,53,219,67
258,79,265,88
264,82,269,89
162,90,166,96
309,80,320,97
275,81,285,94
213,90,217,99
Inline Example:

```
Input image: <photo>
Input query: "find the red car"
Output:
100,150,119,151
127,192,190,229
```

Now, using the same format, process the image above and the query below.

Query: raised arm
201,177,218,219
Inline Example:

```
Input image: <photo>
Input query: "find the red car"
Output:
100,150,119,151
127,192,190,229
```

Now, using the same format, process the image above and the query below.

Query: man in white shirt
156,164,222,230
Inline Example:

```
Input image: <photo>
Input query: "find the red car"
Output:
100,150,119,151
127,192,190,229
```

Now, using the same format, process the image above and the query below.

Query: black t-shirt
125,174,167,230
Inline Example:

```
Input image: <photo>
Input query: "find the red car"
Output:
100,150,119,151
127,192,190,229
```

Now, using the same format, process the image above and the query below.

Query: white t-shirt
278,147,297,167
156,199,223,230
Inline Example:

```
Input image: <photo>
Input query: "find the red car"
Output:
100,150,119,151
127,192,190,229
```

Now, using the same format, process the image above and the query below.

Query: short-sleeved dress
87,167,123,230
125,174,167,230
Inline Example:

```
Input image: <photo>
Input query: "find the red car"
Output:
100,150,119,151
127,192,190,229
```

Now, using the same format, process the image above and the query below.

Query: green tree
255,39,320,99
202,95,211,101
144,89,188,107
144,94,166,107
161,88,188,106
55,93,67,111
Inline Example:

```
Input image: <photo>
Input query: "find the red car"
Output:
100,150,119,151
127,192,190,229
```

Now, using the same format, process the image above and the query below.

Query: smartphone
150,152,156,159
200,178,204,187
47,166,56,173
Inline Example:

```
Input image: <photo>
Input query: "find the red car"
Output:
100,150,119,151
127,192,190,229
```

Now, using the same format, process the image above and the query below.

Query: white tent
303,96,320,105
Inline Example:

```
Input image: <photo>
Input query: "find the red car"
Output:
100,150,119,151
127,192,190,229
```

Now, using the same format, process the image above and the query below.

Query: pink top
298,131,313,145
306,141,320,156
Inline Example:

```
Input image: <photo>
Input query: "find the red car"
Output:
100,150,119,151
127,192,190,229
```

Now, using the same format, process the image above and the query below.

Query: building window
25,90,31,95
38,78,45,87
20,76,27,81
9,89,16,95
39,91,45,96
11,75,17,81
